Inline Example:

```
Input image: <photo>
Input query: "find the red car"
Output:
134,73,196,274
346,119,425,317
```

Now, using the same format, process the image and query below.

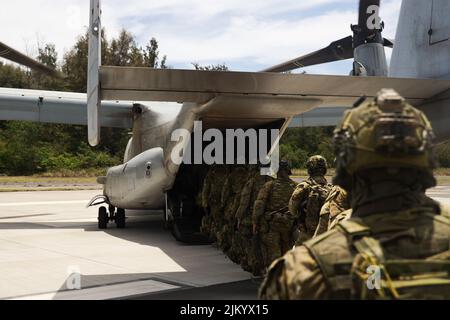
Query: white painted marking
0,200,87,207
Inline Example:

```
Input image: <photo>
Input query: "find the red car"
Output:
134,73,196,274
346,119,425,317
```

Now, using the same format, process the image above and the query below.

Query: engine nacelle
104,147,169,210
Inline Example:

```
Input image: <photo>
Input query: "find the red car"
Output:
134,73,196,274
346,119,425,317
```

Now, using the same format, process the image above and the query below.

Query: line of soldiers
259,89,450,299
200,155,351,276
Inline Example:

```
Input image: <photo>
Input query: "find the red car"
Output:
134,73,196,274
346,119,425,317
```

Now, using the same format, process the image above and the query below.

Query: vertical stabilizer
390,0,450,79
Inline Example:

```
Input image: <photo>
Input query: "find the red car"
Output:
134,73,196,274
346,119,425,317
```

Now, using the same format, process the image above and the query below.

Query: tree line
0,29,449,176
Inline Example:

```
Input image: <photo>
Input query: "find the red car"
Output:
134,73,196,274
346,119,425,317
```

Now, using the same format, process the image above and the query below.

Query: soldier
260,89,450,300
289,155,332,244
253,161,297,271
200,166,215,238
202,165,228,242
314,185,350,237
235,166,273,275
218,165,248,260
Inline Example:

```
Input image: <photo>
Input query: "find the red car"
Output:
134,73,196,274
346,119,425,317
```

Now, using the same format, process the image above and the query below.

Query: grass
291,168,450,185
0,168,450,192
0,176,97,184
0,186,102,192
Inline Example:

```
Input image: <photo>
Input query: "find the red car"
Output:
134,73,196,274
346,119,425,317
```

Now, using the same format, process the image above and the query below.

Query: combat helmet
279,160,293,175
333,89,437,189
306,155,328,176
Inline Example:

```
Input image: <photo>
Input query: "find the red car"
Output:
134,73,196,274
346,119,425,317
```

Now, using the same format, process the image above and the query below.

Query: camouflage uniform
314,185,350,237
202,165,228,242
253,163,297,270
235,168,273,275
261,89,450,300
200,167,215,238
289,156,332,244
218,166,248,258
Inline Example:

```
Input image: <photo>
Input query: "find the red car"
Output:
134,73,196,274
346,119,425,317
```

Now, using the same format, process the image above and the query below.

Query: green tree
0,29,170,176
192,63,229,71
280,127,335,169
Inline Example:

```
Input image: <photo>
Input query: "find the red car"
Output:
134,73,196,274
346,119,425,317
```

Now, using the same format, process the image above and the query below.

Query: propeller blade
383,38,394,48
0,41,57,76
262,36,354,73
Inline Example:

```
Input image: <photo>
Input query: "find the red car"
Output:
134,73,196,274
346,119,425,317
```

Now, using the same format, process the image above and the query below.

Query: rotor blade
383,38,394,48
262,36,354,73
0,42,57,76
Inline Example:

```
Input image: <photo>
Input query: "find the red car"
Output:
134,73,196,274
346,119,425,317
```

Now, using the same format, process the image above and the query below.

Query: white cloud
0,0,401,73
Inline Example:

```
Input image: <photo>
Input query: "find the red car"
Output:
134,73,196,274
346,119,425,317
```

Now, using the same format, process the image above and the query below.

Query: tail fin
390,0,450,79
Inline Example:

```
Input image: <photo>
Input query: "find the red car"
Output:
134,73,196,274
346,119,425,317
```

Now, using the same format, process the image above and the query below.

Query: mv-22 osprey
2,0,450,241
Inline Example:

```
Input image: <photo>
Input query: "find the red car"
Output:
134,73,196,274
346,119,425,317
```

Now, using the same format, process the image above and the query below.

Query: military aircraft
1,0,450,241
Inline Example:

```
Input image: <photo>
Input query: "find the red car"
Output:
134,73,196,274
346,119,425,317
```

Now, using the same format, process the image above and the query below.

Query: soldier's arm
252,181,273,225
236,180,253,221
201,174,212,208
288,183,309,217
289,183,309,231
259,246,329,300
221,176,231,207
314,201,331,237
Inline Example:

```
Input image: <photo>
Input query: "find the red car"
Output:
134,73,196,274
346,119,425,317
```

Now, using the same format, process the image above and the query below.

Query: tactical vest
304,207,450,299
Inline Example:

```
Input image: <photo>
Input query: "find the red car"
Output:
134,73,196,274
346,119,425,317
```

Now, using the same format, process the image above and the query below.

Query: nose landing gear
98,206,127,229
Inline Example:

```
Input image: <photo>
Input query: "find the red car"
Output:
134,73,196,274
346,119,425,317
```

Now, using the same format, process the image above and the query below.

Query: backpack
351,234,450,300
305,214,450,300
303,183,332,236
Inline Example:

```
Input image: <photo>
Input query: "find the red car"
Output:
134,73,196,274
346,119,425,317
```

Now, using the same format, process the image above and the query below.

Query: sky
0,0,402,75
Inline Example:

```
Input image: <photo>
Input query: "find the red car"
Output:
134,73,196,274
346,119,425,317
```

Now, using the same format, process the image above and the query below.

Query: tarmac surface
0,186,449,300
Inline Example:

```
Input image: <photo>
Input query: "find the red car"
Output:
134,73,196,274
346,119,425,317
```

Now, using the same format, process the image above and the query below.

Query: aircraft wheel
98,207,108,229
116,209,126,229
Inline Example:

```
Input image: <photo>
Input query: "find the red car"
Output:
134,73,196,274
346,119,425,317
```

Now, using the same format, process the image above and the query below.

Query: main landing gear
98,205,126,229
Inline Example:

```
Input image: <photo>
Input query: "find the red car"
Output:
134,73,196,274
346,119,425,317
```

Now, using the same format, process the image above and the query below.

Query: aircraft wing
0,87,133,128
3,68,450,131
0,86,347,130
99,67,450,129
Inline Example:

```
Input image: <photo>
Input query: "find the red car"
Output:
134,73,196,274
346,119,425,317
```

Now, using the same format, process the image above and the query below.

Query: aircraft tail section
390,0,450,79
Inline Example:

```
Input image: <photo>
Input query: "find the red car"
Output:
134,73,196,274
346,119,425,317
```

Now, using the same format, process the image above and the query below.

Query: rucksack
305,214,450,300
303,183,332,236
351,234,450,300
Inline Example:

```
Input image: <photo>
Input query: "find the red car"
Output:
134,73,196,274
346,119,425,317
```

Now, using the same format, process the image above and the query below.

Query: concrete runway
0,187,449,300
0,190,253,300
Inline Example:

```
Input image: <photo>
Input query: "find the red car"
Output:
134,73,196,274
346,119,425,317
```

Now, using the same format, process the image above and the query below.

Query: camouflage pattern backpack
304,211,450,300
351,227,450,300
303,182,332,236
